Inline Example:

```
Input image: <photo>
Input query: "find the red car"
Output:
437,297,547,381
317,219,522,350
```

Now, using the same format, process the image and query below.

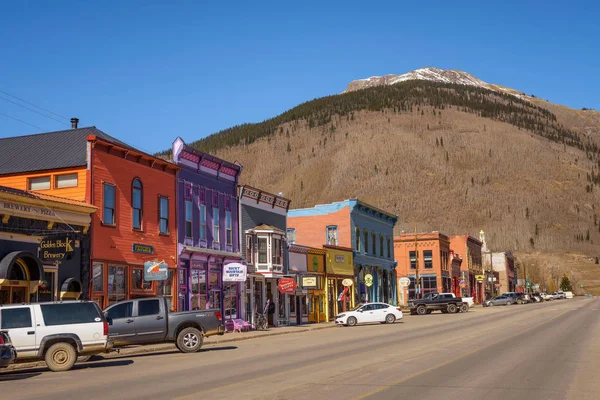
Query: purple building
172,137,243,316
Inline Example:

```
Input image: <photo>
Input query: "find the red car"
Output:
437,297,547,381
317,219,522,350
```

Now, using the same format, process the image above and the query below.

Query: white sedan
335,302,403,326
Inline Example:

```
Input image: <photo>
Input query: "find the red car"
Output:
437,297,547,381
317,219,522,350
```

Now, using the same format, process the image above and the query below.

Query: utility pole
414,224,420,299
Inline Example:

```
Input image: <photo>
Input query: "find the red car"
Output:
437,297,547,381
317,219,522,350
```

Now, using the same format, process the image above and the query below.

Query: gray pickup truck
103,297,224,353
408,293,469,315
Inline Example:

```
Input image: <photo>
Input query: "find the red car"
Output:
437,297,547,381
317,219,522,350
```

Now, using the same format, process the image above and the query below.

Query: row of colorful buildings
0,121,517,326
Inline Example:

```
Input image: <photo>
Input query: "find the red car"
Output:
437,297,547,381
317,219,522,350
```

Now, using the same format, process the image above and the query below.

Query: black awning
0,251,43,281
60,278,82,293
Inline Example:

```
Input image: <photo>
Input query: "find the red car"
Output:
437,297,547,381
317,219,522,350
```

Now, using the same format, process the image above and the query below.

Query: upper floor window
185,200,193,238
103,182,116,225
132,179,143,230
29,176,50,191
159,196,169,234
246,235,254,264
424,250,433,269
287,228,296,244
355,227,360,251
326,226,338,246
372,232,377,255
380,235,384,257
363,230,369,254
213,208,220,242
272,238,282,265
387,237,391,259
410,251,417,269
226,211,232,245
55,173,78,189
258,237,268,263
199,204,206,240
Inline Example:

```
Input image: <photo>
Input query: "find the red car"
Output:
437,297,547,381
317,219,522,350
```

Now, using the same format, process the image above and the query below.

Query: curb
2,323,338,373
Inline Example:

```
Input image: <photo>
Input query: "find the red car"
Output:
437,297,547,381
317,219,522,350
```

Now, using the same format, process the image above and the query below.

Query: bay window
258,237,268,263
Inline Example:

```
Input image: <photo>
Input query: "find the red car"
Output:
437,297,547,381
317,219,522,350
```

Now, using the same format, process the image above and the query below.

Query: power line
0,95,68,125
0,111,46,131
0,89,69,121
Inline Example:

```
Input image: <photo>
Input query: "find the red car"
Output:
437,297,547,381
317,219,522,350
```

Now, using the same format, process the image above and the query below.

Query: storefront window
157,270,174,311
191,269,206,310
209,267,221,310
108,265,127,305
92,263,103,292
290,294,296,314
38,271,56,302
131,268,152,291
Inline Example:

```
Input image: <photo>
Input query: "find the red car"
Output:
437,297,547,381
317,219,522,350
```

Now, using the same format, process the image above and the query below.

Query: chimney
71,117,79,129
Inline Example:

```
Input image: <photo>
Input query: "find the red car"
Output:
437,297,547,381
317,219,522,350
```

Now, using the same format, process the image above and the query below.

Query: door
105,301,135,344
374,304,389,322
0,307,36,358
357,304,376,323
134,299,166,343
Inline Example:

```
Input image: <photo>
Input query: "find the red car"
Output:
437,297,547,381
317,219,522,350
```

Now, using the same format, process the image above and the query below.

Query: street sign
278,278,297,294
342,278,353,287
526,280,531,288
399,277,411,287
365,274,373,287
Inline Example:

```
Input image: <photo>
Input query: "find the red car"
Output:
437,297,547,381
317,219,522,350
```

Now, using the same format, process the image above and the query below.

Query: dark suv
0,330,17,368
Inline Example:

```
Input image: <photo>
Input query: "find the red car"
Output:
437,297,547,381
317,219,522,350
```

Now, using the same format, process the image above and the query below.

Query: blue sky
0,0,597,153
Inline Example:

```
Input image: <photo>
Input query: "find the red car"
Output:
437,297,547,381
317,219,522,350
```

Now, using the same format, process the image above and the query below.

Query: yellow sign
40,237,74,261
302,276,317,288
342,278,353,287
365,274,373,287
475,274,485,281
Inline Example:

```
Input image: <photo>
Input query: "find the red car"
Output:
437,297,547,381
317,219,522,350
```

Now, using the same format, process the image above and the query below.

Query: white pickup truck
438,293,475,308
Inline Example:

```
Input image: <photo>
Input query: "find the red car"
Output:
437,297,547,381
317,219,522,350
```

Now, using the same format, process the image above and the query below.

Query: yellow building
324,245,355,321
288,245,326,324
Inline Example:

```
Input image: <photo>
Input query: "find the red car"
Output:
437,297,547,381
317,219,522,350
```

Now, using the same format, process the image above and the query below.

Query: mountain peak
344,67,525,97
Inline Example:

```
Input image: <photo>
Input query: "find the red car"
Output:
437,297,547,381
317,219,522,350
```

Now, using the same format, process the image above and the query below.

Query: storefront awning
0,251,43,281
327,263,354,276
60,278,83,300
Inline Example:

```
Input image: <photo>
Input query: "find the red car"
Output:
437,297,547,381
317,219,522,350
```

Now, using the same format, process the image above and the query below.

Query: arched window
355,227,361,251
380,234,384,257
132,178,143,230
363,230,369,254
387,237,392,259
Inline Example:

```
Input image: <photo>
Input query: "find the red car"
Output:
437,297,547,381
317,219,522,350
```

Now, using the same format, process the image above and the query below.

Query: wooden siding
0,167,87,201
90,145,178,266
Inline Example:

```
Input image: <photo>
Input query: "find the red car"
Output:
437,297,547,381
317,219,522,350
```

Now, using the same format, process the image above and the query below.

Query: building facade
288,199,398,306
0,125,180,309
449,234,484,304
239,186,290,327
171,138,243,319
394,232,453,300
324,245,355,320
287,245,327,324
480,231,516,296
0,186,95,304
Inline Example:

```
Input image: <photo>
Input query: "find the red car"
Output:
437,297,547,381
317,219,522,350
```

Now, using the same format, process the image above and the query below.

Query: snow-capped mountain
344,67,525,97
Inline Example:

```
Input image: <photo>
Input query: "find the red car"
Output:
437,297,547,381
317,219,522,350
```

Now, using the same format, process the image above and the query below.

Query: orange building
0,121,180,309
394,232,453,300
449,235,484,304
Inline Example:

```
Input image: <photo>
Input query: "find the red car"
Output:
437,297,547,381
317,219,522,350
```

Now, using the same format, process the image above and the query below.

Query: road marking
351,308,572,400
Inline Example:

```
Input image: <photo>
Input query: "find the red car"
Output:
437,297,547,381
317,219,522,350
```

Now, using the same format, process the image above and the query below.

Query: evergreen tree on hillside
560,274,573,292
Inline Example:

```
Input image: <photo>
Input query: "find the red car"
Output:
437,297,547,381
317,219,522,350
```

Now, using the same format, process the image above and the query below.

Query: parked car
516,293,531,304
564,291,574,299
483,295,514,307
540,293,554,301
434,292,475,308
552,292,566,300
408,293,469,315
335,303,403,326
103,297,224,353
0,301,113,372
0,330,17,369
530,293,543,303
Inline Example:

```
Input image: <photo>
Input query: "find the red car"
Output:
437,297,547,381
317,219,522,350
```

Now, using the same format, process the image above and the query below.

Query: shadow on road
0,372,42,381
96,345,239,361
72,359,134,370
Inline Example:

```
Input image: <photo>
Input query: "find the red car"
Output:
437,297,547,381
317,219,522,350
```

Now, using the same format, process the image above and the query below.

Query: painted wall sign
223,263,247,282
144,261,169,281
342,278,354,287
39,237,74,261
398,277,411,287
302,276,317,288
364,274,373,287
133,243,154,255
1,201,55,217
312,256,319,272
278,278,297,294
335,255,345,263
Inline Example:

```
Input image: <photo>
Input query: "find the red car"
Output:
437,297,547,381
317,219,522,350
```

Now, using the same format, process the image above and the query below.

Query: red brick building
449,235,484,304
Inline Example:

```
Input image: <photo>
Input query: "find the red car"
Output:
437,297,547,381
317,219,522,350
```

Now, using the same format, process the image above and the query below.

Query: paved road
2,298,599,400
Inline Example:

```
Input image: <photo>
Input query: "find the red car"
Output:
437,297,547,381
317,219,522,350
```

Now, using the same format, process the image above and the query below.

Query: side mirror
357,309,363,313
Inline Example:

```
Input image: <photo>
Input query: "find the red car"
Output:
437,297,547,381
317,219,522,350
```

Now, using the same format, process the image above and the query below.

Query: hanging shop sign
144,261,169,281
364,274,373,287
398,277,411,287
278,278,297,294
335,255,345,263
475,274,485,282
337,287,349,302
39,237,74,261
223,263,247,282
132,243,154,255
342,278,354,287
301,276,317,288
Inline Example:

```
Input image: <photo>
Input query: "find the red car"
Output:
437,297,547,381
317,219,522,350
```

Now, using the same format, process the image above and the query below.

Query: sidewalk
3,322,337,372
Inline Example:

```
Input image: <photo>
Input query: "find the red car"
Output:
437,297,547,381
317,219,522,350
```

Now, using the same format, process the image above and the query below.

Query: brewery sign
39,237,74,261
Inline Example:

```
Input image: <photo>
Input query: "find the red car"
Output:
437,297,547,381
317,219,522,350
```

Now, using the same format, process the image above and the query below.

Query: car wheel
460,303,469,313
426,310,432,314
416,305,427,315
385,314,396,324
176,327,204,353
447,304,458,313
45,342,77,372
347,316,357,327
